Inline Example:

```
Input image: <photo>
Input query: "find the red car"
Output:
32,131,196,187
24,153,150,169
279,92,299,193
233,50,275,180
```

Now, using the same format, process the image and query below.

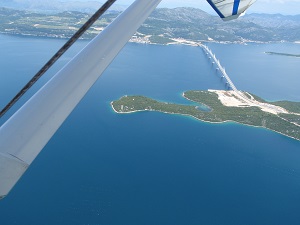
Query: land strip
111,90,300,141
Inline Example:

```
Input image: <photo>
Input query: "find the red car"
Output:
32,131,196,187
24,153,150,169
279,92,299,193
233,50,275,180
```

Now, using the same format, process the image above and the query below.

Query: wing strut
0,0,117,118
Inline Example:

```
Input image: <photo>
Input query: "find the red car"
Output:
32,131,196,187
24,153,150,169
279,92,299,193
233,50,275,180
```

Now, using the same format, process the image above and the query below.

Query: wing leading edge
207,0,257,21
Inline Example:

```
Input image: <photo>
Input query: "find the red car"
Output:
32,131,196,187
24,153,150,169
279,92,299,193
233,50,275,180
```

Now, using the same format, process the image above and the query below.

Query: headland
111,90,300,141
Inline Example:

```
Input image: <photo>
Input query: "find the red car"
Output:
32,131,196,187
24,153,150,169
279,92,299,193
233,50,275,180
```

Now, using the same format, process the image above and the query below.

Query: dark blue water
206,42,300,102
1,35,300,225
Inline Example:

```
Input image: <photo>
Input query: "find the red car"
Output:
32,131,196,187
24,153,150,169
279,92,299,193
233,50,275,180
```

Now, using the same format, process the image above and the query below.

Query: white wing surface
0,0,162,199
207,0,257,21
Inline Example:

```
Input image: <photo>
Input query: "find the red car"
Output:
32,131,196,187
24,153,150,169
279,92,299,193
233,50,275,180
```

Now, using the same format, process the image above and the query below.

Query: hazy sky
68,0,300,15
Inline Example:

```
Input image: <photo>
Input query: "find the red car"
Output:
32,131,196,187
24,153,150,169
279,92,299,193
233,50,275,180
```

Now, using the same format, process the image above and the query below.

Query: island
265,52,300,58
111,90,300,141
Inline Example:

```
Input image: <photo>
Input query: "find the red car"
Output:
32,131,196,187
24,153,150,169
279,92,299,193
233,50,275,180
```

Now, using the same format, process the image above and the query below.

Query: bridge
200,44,238,91
198,44,289,115
199,44,254,104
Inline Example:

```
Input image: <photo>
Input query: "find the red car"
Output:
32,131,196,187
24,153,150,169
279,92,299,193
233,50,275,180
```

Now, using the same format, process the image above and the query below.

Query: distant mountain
143,8,300,43
0,7,299,43
243,13,300,41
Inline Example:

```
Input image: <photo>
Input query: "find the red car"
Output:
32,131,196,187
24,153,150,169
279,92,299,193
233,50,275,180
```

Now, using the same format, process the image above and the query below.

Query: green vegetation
111,91,300,141
0,7,117,39
149,35,172,45
1,7,300,43
273,101,300,114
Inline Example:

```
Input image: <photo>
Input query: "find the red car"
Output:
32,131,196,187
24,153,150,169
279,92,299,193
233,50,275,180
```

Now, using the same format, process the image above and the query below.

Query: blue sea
0,34,300,225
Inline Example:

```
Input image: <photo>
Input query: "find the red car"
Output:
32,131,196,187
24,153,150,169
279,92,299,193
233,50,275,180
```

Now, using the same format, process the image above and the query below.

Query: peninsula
265,52,300,58
111,90,300,141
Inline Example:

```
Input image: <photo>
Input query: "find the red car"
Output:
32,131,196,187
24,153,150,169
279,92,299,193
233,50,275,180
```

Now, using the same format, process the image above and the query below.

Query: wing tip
222,14,241,21
208,0,256,21
0,153,29,199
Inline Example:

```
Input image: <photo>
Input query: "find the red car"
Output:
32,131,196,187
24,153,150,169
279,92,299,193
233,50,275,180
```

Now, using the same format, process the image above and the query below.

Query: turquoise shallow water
0,35,300,225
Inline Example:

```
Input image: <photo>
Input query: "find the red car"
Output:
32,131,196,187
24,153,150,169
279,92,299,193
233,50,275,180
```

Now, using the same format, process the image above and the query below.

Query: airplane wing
207,0,257,21
0,0,162,200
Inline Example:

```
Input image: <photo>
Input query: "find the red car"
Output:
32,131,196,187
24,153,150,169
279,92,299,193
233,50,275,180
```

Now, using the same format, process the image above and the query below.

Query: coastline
110,92,300,142
0,32,292,46
112,100,300,142
112,102,300,142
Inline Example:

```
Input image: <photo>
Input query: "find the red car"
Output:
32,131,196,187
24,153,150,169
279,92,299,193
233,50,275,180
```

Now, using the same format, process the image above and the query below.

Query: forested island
111,90,300,141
